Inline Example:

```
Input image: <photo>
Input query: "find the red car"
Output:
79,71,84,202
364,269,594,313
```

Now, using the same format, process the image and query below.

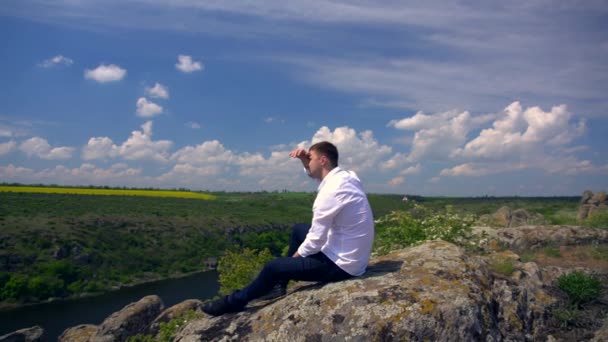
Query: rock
58,324,97,342
592,191,607,204
149,299,205,336
0,326,46,342
511,208,545,227
591,317,608,342
91,295,164,342
581,190,594,204
174,241,555,341
478,207,545,228
493,206,512,227
473,225,608,250
577,190,608,221
577,204,591,221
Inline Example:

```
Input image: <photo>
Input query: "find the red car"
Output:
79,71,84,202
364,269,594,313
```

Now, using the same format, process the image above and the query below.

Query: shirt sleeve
297,190,343,257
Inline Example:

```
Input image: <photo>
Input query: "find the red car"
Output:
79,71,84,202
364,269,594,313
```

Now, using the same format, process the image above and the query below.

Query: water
0,271,219,340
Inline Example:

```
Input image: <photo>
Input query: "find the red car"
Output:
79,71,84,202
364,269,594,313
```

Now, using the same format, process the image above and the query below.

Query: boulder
0,326,46,342
174,241,556,341
58,325,97,342
577,190,608,221
90,295,164,342
493,206,512,227
149,299,205,336
581,190,594,204
473,225,608,250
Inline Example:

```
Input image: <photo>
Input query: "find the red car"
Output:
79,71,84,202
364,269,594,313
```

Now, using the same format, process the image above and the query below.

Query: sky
0,1,607,196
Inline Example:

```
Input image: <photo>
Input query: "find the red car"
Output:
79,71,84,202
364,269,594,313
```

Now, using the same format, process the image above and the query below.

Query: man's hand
292,251,302,258
289,148,311,169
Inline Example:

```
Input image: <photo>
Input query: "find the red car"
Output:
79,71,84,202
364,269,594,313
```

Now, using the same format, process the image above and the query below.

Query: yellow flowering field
0,186,216,200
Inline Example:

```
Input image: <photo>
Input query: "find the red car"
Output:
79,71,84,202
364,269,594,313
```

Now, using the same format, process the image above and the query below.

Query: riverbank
0,268,215,312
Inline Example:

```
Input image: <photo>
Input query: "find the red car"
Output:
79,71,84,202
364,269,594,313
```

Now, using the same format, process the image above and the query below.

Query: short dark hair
309,141,338,167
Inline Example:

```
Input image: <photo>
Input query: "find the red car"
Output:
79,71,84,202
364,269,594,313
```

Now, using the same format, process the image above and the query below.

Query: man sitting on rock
202,141,375,316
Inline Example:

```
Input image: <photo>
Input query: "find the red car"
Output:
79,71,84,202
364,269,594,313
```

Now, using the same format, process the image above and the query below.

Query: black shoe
202,296,244,316
258,284,287,301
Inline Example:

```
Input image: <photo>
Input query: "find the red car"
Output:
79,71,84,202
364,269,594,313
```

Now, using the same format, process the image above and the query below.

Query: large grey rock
0,326,46,342
58,324,97,342
149,299,205,336
91,295,164,342
473,225,608,249
174,241,556,341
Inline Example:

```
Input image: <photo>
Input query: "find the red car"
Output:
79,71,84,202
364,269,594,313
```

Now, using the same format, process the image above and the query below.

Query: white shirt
297,167,375,276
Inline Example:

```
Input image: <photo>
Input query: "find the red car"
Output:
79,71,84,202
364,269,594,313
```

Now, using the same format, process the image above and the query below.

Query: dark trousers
229,223,352,307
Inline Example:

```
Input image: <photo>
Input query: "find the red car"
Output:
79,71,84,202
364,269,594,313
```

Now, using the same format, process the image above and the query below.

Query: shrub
217,248,274,295
373,205,476,255
557,271,602,307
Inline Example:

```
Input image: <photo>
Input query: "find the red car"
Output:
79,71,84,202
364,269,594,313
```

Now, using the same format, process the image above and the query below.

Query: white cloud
389,109,482,162
185,121,201,129
146,83,169,99
0,163,142,186
82,137,118,160
400,163,421,175
19,137,74,160
82,121,172,162
136,97,163,117
310,126,393,174
84,64,127,83
39,55,74,68
453,102,585,160
176,55,203,73
0,140,17,155
0,164,35,178
171,140,235,166
388,176,405,186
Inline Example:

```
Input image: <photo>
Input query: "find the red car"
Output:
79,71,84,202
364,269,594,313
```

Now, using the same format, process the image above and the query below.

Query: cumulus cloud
82,121,172,162
453,102,585,160
84,64,127,83
0,163,142,186
146,83,169,99
0,140,17,155
19,137,74,160
38,55,74,68
310,126,393,174
176,55,203,73
389,109,485,162
388,176,405,186
0,164,35,178
136,97,163,117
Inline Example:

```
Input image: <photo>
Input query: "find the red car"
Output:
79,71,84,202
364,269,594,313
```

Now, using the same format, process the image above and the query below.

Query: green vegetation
217,248,274,295
373,204,476,255
489,258,516,276
1,186,604,308
127,309,203,342
557,271,602,308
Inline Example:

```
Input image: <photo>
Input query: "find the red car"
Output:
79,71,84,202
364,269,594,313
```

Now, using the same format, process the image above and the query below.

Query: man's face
308,150,325,180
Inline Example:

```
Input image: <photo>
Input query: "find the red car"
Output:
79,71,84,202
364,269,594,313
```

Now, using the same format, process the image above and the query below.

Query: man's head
307,142,339,180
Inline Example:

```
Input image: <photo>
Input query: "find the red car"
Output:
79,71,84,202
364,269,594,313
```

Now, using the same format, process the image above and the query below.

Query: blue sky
0,1,607,196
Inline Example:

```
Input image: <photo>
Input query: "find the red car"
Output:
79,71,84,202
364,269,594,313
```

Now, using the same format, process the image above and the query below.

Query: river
0,270,219,340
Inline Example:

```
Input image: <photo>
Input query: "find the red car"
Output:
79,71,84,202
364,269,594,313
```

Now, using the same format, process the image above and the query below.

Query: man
202,141,374,316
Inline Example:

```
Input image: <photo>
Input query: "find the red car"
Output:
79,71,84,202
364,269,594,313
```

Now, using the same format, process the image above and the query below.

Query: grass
489,258,515,276
557,271,602,307
0,186,216,200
